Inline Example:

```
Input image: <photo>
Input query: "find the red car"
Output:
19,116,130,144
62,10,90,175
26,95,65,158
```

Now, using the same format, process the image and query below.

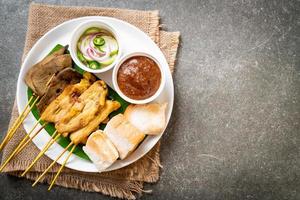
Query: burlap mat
1,3,180,199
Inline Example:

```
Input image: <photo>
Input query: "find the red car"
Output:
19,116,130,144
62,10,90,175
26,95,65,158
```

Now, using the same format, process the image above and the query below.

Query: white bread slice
124,103,167,135
83,130,119,172
104,114,145,159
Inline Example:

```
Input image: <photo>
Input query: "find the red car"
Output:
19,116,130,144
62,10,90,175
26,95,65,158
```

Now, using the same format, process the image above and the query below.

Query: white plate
16,16,174,172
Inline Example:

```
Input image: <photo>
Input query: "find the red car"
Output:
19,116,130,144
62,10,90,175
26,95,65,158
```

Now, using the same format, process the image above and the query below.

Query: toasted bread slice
124,103,167,135
83,130,119,172
104,114,145,159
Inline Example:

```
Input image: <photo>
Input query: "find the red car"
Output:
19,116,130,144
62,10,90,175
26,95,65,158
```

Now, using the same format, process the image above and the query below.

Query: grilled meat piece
55,80,108,133
25,47,66,94
40,78,92,123
36,68,82,113
31,54,72,96
25,48,72,97
69,100,121,145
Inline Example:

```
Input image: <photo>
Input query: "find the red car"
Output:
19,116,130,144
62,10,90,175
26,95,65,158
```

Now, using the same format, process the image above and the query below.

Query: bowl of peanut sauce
112,52,165,104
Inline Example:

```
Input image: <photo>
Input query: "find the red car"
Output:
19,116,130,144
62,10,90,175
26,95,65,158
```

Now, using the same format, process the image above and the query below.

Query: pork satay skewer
10,46,74,157
27,79,116,189
43,100,120,190
21,79,92,175
0,96,39,152
20,76,95,175
1,74,82,161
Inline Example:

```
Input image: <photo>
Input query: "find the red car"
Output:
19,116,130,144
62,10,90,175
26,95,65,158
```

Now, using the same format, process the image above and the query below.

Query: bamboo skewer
21,131,61,177
0,96,34,144
0,118,42,171
48,144,77,190
8,96,40,137
0,120,45,172
11,96,40,133
0,96,40,152
46,74,55,87
32,142,74,187
0,96,35,151
0,135,29,172
15,123,46,156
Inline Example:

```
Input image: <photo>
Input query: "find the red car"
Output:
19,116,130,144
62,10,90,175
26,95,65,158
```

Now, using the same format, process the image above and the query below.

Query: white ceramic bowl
70,20,122,73
112,52,165,104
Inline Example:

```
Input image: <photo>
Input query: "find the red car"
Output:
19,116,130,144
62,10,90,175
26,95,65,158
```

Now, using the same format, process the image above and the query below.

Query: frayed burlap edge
10,172,143,200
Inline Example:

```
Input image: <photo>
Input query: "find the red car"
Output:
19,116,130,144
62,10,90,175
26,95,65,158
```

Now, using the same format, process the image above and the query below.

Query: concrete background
0,0,299,199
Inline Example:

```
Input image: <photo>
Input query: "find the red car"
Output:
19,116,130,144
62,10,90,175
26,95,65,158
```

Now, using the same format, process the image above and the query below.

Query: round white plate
16,16,174,172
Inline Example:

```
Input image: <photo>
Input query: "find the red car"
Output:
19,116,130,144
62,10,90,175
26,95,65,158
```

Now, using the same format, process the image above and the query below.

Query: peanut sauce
117,56,161,100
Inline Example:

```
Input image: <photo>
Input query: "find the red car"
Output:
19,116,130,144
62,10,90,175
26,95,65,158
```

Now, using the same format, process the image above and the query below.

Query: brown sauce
117,56,161,100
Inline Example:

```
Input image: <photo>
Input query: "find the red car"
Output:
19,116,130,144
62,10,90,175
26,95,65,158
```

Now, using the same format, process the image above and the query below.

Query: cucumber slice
110,50,118,57
99,36,118,53
84,27,101,35
77,50,86,62
77,40,82,50
95,45,105,52
83,54,93,62
98,45,106,52
99,55,117,66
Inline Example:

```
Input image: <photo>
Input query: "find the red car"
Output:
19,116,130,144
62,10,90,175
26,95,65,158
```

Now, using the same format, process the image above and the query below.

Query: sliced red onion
80,36,90,56
89,36,106,57
87,48,95,59
78,32,115,64
87,48,110,62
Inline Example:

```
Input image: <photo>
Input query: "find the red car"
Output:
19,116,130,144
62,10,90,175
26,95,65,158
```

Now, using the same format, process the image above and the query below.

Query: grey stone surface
0,0,299,199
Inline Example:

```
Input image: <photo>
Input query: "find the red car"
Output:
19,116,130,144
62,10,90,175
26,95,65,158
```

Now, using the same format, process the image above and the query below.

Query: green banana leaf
27,44,129,161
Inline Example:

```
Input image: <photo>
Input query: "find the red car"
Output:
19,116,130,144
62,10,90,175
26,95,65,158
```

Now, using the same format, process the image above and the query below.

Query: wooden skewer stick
15,123,46,155
0,96,34,143
8,96,40,136
48,144,77,190
4,96,41,153
0,96,40,151
46,74,56,87
8,96,40,138
21,131,61,177
0,118,42,171
0,135,30,172
0,96,35,151
0,121,45,172
32,142,74,187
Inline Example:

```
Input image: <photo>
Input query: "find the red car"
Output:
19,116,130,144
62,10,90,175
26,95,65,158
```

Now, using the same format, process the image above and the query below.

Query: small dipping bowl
70,20,122,73
112,52,165,104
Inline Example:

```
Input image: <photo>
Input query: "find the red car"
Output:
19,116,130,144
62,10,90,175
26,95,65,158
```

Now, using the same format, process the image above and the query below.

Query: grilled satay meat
69,100,121,145
82,71,97,83
36,68,82,113
25,47,72,96
40,78,92,123
55,80,108,133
